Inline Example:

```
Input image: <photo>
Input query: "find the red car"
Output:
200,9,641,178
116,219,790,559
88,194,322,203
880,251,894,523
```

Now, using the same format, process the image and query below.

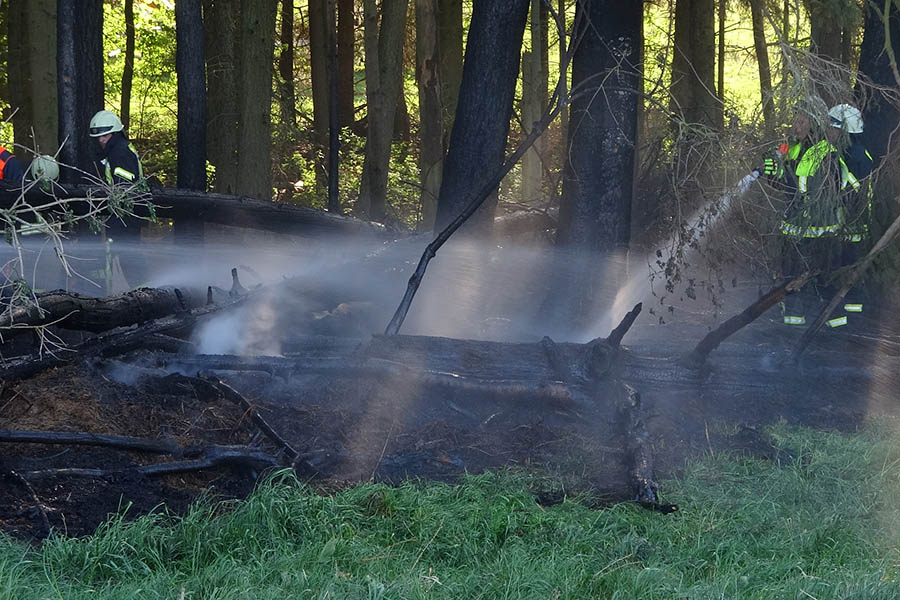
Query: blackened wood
0,429,179,454
681,273,813,368
0,287,195,335
434,0,530,234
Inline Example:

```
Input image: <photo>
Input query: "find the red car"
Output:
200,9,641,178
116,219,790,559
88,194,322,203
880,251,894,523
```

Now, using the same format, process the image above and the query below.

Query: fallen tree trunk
0,185,396,238
0,287,196,336
0,292,251,382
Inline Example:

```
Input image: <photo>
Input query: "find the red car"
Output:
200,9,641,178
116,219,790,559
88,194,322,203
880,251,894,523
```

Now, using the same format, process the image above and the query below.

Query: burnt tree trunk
176,0,208,191
858,1,900,163
57,0,103,183
337,0,355,127
434,0,530,235
121,0,135,130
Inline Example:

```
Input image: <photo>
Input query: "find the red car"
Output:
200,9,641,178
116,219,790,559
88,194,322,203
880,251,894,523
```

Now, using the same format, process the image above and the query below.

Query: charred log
0,294,251,382
680,273,813,369
0,185,396,238
19,445,281,479
0,287,199,336
617,384,678,514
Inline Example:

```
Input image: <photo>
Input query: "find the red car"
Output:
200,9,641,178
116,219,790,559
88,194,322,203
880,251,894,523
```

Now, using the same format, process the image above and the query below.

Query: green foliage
3,425,900,598
102,1,177,184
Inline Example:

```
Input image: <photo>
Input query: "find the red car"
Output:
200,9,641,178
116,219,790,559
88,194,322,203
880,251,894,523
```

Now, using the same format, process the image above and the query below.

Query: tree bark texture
121,0,135,130
337,0,356,126
749,0,774,135
176,0,208,191
670,0,719,128
556,0,640,252
438,0,463,142
8,0,57,159
434,0,530,235
857,1,900,162
204,0,240,194
278,0,297,129
56,0,102,181
717,0,724,103
235,0,277,200
358,0,410,221
309,0,330,148
416,0,443,230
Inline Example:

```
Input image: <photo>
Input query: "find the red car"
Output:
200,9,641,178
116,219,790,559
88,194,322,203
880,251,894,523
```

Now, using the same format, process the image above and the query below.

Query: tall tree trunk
337,0,355,126
309,0,329,192
434,0,530,235
204,0,240,194
857,0,900,162
327,0,340,212
358,0,409,221
9,0,57,159
521,0,548,206
57,0,102,182
717,0,725,103
235,0,277,199
548,0,641,334
749,0,774,135
121,0,135,130
670,0,719,128
809,0,844,63
8,0,32,155
556,0,568,196
557,0,640,251
416,0,442,230
278,0,296,129
176,0,207,191
438,0,463,145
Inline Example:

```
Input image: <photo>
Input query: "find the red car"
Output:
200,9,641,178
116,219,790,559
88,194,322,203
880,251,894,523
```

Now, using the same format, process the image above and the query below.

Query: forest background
2,0,900,304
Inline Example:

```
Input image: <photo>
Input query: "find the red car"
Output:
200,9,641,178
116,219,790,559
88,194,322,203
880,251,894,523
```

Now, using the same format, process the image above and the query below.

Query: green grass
3,424,900,599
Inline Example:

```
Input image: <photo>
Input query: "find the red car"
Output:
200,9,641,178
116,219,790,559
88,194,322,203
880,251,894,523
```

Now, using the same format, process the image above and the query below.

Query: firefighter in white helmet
89,110,143,186
29,155,60,183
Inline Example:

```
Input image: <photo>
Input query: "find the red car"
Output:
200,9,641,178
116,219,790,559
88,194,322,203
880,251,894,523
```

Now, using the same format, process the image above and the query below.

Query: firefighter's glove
762,157,782,178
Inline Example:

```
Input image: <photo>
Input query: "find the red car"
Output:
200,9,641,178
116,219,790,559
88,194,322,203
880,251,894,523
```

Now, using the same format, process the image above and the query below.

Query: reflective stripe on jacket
780,140,850,238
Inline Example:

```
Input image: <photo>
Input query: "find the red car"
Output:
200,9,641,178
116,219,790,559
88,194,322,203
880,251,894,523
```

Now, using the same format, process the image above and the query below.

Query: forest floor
3,295,897,541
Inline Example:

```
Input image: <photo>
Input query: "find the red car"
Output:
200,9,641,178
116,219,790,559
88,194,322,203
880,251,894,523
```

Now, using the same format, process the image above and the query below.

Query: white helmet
89,110,124,137
30,155,59,181
828,104,864,134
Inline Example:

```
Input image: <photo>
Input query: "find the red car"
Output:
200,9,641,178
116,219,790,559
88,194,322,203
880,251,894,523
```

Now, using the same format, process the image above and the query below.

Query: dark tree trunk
309,0,329,184
857,2,900,162
278,0,296,129
556,0,640,251
337,0,355,127
57,0,103,183
8,0,32,155
204,0,240,194
235,0,277,200
544,0,641,335
121,0,135,130
327,0,340,212
670,0,718,128
434,0,529,235
749,0,774,135
176,0,208,191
